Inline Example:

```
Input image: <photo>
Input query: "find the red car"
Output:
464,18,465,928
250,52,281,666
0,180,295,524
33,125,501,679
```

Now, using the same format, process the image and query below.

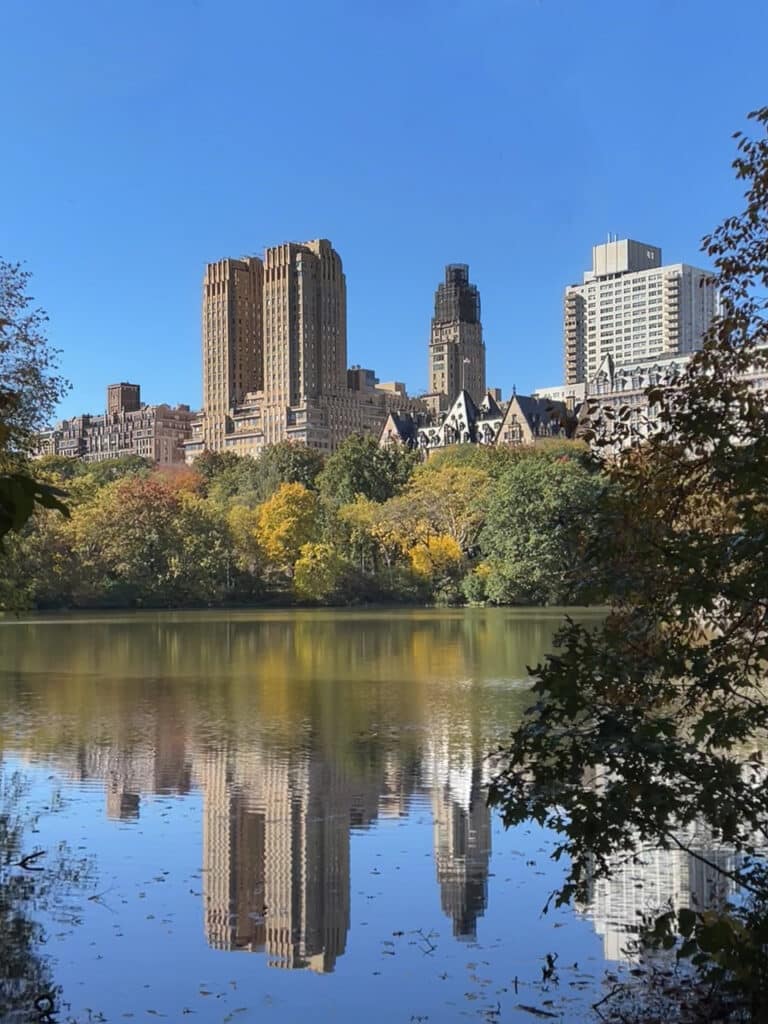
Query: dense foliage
489,108,768,1021
0,260,68,461
0,261,69,547
2,436,609,610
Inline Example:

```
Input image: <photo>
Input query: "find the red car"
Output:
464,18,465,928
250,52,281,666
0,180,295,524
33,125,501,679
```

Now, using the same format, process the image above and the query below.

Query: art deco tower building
201,257,263,449
427,264,486,407
189,238,423,459
261,240,347,405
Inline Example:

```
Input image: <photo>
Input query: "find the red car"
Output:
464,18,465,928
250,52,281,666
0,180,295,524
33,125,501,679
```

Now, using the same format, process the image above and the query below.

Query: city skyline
40,232,719,434
3,0,765,422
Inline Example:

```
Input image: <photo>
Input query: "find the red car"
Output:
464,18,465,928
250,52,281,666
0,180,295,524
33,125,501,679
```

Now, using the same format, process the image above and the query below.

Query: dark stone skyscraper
427,264,486,408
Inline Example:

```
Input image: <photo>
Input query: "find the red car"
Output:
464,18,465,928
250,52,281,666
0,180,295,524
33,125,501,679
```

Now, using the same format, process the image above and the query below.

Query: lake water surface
0,607,660,1022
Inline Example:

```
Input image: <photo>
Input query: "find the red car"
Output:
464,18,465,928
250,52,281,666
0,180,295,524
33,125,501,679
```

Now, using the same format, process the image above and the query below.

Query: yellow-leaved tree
293,542,347,603
408,534,463,586
228,504,262,573
255,482,320,576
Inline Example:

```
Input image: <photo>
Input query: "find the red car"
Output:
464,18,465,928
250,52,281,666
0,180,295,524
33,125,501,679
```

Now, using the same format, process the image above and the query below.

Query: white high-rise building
564,238,719,385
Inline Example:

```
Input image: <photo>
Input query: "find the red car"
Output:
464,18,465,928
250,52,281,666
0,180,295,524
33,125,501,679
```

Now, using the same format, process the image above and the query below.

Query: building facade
202,256,263,451
564,238,719,385
380,388,574,454
37,384,194,465
187,239,426,461
427,264,487,410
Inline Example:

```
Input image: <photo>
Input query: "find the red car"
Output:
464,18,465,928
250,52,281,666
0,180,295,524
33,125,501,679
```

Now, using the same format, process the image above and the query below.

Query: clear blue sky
2,0,766,419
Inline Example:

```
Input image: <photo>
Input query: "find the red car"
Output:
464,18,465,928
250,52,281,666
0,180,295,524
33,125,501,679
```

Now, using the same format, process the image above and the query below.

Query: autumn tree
397,461,490,554
408,534,464,599
293,542,349,603
255,482,320,576
228,504,263,574
71,475,234,605
489,108,768,1019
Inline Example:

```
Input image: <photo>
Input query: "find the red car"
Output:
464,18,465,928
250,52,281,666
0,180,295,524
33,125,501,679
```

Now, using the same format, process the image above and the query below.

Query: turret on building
426,264,487,409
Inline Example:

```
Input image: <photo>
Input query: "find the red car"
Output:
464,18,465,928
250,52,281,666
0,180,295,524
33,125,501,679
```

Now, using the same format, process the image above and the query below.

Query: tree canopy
317,433,418,510
479,454,607,605
0,260,68,461
0,262,69,549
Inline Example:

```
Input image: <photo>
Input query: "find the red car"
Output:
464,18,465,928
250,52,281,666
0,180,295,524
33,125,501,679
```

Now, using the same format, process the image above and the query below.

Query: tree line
1,435,611,610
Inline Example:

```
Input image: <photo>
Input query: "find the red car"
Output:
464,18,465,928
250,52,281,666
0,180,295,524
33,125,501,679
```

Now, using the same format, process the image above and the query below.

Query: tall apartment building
427,264,486,409
258,239,347,445
564,238,719,385
37,383,194,465
187,239,425,460
202,257,263,450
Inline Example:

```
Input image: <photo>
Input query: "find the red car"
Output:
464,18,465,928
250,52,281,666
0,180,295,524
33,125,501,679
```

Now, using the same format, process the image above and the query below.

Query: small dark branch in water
87,885,116,907
18,849,46,871
516,1005,558,1019
592,984,624,1020
413,928,437,954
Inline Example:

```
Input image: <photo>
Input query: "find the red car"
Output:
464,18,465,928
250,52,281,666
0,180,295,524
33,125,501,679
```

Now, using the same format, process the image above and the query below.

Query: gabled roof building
380,389,575,454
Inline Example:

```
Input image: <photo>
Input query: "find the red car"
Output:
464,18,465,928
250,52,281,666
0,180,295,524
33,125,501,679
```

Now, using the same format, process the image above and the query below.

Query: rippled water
0,607,691,1022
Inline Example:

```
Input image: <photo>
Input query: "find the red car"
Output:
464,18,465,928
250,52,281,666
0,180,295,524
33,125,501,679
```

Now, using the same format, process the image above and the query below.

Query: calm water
0,607,691,1022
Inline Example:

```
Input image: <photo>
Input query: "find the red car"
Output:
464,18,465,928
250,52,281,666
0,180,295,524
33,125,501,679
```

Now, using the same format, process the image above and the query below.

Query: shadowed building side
201,257,263,451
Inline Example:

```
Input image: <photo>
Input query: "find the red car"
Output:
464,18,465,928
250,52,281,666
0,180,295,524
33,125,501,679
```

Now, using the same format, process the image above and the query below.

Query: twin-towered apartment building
37,236,720,464
184,239,429,459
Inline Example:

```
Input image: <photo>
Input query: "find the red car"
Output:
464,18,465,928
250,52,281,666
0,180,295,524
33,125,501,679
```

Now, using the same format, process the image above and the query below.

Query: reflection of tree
0,766,90,1021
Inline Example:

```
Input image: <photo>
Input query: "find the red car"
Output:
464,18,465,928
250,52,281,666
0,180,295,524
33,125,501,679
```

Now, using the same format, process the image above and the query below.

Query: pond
0,607,711,1022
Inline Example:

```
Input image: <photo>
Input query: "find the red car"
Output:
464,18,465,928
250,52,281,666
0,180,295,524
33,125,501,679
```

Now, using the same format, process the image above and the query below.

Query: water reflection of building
426,733,492,940
581,833,736,962
198,747,352,972
36,693,192,823
18,692,498,970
